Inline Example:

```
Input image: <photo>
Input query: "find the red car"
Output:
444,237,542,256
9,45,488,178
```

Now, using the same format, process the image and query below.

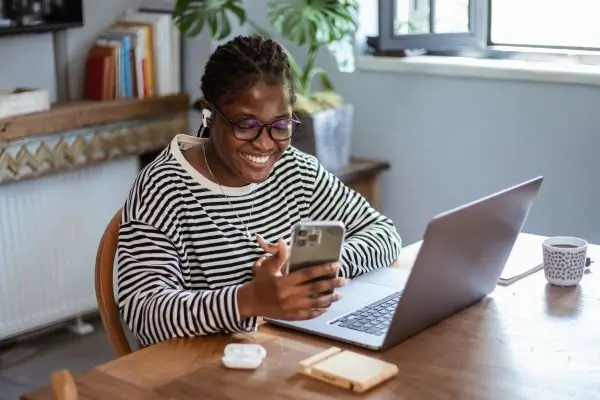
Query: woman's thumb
262,239,287,273
275,238,289,260
256,234,278,254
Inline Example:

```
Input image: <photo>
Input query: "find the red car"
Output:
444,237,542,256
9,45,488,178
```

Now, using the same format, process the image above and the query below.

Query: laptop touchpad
333,280,397,313
353,267,410,290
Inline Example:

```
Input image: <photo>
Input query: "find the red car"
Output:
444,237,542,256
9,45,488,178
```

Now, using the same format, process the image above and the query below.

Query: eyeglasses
211,105,301,142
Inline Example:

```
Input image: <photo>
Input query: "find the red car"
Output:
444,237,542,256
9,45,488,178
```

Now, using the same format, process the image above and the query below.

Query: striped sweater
117,134,402,346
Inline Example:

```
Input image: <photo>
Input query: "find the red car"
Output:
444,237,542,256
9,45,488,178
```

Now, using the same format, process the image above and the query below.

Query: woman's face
207,80,293,186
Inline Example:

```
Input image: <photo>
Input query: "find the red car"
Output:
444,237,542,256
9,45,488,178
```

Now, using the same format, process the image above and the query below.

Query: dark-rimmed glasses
210,105,301,142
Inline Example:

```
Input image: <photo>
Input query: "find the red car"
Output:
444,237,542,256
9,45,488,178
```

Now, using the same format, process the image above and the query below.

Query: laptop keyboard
329,291,403,336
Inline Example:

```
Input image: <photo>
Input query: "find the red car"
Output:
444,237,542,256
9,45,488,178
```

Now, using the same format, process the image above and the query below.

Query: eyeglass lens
233,118,296,141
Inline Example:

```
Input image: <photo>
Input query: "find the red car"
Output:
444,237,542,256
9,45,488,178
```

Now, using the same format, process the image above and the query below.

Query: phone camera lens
298,229,308,237
308,234,319,242
296,239,307,247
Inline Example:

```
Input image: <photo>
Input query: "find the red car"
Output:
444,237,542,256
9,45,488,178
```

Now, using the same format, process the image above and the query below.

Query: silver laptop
265,176,543,350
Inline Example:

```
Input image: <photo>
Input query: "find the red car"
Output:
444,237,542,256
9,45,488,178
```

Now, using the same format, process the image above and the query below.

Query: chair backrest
51,369,78,400
95,210,132,358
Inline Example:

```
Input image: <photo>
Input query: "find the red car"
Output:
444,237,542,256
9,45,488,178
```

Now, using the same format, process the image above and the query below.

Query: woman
117,35,402,347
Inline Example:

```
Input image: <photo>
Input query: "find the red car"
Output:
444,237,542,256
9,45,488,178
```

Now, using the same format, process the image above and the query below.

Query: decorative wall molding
0,113,187,186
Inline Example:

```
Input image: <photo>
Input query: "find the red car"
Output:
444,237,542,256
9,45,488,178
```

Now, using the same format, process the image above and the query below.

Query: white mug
542,236,588,286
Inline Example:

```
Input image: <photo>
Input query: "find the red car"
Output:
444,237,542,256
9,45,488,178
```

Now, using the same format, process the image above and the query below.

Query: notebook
497,233,545,285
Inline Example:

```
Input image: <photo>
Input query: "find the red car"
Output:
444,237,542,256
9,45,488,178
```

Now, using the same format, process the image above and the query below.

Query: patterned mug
542,236,588,286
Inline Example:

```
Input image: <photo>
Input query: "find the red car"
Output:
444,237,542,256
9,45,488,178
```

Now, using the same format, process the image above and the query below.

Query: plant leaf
173,0,246,40
265,0,359,81
217,9,232,39
228,1,246,25
267,0,359,46
207,13,217,37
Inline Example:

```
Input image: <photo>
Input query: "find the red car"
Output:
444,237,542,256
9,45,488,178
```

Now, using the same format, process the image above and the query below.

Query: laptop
265,176,543,350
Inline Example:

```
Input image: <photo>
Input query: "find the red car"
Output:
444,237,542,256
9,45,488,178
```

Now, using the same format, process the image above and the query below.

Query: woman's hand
238,236,348,320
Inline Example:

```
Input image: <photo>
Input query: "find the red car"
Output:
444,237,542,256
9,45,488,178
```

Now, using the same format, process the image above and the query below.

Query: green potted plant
173,0,359,172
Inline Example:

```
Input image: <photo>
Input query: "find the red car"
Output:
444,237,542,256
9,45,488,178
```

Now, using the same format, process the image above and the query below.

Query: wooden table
22,233,600,399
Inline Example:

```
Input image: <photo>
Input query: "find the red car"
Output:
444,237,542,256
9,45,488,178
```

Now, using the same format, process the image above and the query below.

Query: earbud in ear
197,108,213,138
201,109,213,127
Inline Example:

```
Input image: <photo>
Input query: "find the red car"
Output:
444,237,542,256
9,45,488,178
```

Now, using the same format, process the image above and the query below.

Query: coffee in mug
542,236,588,286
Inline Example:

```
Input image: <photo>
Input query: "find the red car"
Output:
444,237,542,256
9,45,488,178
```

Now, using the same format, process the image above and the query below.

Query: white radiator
0,157,139,341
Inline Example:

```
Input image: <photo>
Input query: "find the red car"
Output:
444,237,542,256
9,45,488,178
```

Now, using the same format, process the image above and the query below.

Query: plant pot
292,104,354,172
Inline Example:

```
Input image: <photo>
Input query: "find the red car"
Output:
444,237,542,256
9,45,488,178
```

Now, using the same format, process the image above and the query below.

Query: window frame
377,0,488,52
375,0,600,56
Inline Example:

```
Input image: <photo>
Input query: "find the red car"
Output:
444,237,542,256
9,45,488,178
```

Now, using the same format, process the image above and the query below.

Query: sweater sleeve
305,156,402,279
116,219,258,346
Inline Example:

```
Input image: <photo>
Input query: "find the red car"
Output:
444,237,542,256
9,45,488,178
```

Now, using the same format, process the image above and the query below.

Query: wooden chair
51,369,77,400
95,210,133,358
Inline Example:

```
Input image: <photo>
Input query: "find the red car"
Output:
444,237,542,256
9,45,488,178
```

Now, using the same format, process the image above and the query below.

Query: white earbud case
221,343,267,370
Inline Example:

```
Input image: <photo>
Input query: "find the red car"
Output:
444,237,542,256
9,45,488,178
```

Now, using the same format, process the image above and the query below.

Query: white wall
4,0,595,246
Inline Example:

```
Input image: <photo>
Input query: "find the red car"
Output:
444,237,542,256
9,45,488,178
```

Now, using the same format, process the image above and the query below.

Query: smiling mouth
241,152,270,166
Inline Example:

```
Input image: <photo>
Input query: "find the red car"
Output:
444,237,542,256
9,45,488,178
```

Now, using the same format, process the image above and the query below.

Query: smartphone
287,221,346,295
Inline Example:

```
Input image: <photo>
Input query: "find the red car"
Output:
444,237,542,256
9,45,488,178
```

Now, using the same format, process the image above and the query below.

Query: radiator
0,157,139,341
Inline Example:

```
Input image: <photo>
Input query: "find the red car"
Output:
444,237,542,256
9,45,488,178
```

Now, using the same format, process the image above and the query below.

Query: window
375,0,600,55
490,1,600,49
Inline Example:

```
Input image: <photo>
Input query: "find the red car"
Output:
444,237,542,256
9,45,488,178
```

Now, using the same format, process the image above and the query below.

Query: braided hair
200,35,296,138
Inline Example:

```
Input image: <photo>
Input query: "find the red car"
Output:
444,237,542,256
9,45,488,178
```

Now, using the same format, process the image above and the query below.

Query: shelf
0,0,83,37
0,21,83,36
0,93,190,142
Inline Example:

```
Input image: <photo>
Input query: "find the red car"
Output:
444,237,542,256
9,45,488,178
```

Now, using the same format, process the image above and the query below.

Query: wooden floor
0,318,114,400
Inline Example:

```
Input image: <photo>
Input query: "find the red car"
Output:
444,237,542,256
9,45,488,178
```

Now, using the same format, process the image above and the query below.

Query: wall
0,34,58,99
4,1,595,246
247,1,600,245
337,71,600,245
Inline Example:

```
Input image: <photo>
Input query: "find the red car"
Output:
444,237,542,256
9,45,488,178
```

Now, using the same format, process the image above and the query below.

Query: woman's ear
193,97,215,137
196,98,215,126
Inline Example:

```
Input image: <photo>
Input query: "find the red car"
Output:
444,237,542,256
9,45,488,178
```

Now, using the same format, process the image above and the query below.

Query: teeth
242,153,269,164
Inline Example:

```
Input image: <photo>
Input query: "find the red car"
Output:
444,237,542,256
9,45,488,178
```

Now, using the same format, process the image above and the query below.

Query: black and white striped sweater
117,134,402,346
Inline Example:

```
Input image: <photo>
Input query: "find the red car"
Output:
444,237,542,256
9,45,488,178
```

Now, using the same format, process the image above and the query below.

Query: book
497,233,546,285
83,45,116,101
97,32,134,99
95,36,124,99
115,21,156,97
121,10,178,96
108,24,148,99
